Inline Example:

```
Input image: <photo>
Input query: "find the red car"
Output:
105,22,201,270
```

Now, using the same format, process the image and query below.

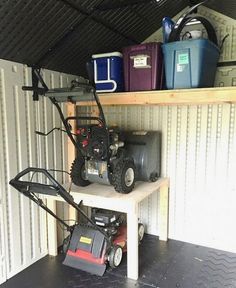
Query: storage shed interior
0,0,236,287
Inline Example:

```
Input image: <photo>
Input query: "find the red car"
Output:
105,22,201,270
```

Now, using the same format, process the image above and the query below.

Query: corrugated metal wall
98,104,236,254
0,59,74,283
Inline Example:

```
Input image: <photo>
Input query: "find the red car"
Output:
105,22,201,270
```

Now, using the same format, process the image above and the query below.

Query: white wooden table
46,178,169,280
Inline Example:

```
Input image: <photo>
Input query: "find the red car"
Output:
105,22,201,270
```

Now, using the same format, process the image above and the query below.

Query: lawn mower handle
11,167,58,183
9,167,111,241
9,167,75,231
9,167,64,197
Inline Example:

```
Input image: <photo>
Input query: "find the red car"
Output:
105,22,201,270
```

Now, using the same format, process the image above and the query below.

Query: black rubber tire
138,223,145,242
70,156,90,187
150,172,158,182
112,158,135,193
108,245,123,268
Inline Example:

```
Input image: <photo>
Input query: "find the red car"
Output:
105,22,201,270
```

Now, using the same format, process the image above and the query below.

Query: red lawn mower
9,168,145,276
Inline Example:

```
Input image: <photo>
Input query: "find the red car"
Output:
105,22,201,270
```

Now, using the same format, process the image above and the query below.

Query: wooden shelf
77,87,236,106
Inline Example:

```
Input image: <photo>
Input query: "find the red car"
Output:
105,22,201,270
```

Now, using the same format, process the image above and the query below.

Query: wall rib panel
90,104,236,253
0,68,7,284
0,59,75,281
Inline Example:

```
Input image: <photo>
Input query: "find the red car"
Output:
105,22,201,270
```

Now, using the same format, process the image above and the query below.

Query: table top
58,178,169,213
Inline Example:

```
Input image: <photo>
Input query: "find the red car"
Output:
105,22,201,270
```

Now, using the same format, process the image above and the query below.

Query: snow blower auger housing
22,67,136,193
9,167,145,276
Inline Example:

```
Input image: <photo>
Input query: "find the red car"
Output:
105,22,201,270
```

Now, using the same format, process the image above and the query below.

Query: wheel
62,235,70,254
150,172,159,182
70,156,90,187
138,223,145,242
108,245,123,268
112,158,135,193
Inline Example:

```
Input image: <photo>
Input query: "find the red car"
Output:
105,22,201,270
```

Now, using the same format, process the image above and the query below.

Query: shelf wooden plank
76,87,236,106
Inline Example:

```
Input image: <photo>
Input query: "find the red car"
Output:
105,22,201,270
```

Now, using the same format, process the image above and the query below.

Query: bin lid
92,52,123,58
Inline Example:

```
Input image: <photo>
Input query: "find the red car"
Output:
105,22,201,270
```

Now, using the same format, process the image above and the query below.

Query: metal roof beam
35,16,88,66
96,0,154,11
60,0,138,44
36,0,138,68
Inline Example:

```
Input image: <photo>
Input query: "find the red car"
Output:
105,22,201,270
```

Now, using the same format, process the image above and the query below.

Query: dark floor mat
107,235,184,287
1,235,236,288
196,249,236,288
159,243,236,288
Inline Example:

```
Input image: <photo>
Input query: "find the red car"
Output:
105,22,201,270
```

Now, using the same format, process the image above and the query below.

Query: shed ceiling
0,0,235,76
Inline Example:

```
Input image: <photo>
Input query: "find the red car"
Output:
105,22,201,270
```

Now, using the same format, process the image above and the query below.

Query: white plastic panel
0,70,6,284
0,59,74,280
138,8,236,251
85,104,236,254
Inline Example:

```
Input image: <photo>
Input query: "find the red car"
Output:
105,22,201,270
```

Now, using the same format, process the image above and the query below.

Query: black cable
48,169,70,175
58,219,77,231
220,34,229,51
36,127,77,137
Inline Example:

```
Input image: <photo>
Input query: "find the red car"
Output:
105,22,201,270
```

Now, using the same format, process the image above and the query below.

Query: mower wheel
138,223,145,242
112,158,135,193
70,156,90,187
108,245,123,268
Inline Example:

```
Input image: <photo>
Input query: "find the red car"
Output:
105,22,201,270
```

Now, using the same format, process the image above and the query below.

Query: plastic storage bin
162,39,220,89
92,52,124,92
123,42,163,92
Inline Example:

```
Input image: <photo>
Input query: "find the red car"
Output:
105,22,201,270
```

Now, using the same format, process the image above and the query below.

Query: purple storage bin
123,42,163,92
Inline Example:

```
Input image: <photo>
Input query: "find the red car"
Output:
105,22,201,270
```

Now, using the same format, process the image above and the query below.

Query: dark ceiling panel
41,19,131,76
96,0,189,42
0,0,85,65
206,0,236,20
0,0,234,76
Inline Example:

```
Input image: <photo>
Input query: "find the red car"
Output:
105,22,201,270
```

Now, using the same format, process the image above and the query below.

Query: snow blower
22,67,161,193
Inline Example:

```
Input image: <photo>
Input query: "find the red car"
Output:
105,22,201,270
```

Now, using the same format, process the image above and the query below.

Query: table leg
46,199,58,256
127,206,139,280
159,184,169,241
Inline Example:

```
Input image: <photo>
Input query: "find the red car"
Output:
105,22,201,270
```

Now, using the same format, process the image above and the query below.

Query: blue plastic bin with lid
92,52,124,92
162,39,220,89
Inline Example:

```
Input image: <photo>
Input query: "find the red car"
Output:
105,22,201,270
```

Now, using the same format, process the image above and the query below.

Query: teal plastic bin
162,39,220,89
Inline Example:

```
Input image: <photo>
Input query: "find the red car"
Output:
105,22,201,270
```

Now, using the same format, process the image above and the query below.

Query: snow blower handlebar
22,67,107,153
9,167,110,240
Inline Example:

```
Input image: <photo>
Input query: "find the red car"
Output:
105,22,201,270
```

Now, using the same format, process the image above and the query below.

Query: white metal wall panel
95,104,236,254
0,59,74,280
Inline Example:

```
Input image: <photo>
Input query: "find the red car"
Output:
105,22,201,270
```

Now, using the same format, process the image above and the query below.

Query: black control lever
35,127,75,137
22,67,48,101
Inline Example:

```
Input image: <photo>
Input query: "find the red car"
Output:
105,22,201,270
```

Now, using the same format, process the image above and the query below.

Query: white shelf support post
159,183,169,241
127,203,139,280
